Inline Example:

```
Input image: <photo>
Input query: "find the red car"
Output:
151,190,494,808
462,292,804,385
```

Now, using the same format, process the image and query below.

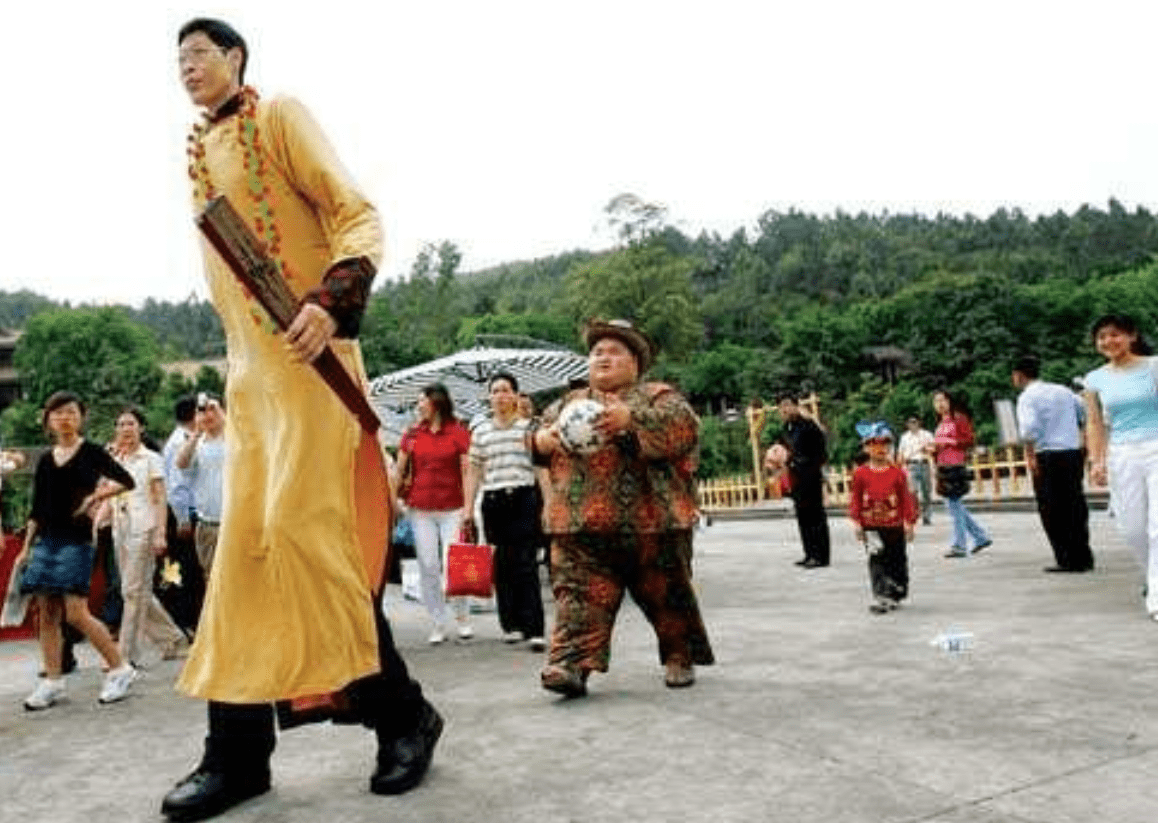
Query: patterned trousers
548,530,713,673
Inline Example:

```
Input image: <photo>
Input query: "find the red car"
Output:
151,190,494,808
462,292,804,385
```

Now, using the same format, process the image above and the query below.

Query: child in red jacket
849,421,918,614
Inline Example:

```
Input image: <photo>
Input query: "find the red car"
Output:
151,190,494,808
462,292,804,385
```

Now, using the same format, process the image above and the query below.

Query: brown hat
583,318,656,372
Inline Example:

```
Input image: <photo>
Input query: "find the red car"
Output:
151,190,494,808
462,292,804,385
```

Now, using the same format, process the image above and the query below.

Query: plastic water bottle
931,630,974,652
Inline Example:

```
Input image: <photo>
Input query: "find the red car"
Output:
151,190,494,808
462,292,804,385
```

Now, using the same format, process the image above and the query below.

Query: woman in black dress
15,391,141,710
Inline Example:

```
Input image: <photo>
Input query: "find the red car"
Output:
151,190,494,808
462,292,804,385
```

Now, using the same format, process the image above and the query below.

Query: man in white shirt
163,396,198,537
897,417,934,525
1012,355,1094,573
177,395,227,575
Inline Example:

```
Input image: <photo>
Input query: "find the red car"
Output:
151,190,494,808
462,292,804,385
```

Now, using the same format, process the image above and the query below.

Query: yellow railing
697,474,765,511
699,446,1096,512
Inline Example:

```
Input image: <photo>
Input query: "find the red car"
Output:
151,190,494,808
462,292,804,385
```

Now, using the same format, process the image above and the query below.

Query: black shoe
1043,565,1091,573
800,558,828,569
161,769,270,822
793,558,809,567
972,540,992,554
370,700,444,796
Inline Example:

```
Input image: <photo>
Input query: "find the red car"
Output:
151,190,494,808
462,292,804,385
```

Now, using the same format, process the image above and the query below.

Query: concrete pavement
2,509,1156,823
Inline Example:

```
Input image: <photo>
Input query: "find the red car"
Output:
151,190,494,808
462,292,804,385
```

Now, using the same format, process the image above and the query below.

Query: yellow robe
177,94,383,703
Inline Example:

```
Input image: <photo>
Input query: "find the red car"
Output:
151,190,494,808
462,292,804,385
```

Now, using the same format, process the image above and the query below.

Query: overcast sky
4,1,1155,306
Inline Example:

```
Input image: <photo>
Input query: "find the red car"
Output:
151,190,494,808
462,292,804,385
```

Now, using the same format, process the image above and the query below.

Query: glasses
178,46,225,67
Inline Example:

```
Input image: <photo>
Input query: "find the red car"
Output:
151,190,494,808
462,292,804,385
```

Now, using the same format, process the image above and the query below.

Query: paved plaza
2,508,1156,823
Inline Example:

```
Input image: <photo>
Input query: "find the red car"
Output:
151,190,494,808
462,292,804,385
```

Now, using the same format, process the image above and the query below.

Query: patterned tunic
537,383,699,534
537,381,713,672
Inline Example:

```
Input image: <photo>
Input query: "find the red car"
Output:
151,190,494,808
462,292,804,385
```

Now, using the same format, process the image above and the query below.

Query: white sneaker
24,678,66,711
457,624,474,640
501,631,524,644
428,628,447,645
98,665,139,704
527,637,546,652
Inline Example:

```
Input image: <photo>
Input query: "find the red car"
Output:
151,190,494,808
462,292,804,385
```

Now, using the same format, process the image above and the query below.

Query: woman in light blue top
1083,313,1158,620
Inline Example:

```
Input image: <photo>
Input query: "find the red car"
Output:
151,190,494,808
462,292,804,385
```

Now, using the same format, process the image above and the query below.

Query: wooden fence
698,446,1089,512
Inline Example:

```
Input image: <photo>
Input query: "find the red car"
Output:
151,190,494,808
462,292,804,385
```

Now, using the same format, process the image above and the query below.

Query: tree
4,307,163,444
143,371,195,438
697,414,753,479
675,343,761,410
360,293,437,376
562,242,703,362
454,312,577,350
603,193,669,246
435,240,462,287
0,289,56,330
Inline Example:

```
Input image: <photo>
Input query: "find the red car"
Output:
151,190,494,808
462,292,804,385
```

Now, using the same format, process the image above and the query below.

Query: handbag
445,538,493,598
936,464,971,499
1,552,31,628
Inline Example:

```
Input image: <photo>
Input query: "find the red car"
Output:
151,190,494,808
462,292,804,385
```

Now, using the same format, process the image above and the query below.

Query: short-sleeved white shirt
114,445,165,536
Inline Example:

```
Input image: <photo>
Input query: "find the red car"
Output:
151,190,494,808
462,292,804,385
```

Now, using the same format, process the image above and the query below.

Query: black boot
161,769,270,822
161,702,274,822
370,699,444,795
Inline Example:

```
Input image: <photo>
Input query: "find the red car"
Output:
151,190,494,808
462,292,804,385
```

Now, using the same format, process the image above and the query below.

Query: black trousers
791,471,831,565
200,602,425,775
866,526,908,602
1033,450,1093,570
482,486,545,638
157,508,205,635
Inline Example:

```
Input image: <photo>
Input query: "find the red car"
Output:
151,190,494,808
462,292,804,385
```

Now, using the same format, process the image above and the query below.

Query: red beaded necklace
186,86,293,330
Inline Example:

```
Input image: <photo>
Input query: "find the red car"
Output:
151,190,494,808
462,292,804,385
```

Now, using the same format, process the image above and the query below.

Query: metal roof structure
367,342,589,444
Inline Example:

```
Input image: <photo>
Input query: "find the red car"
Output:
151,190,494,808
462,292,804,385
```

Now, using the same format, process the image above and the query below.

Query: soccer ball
556,398,606,454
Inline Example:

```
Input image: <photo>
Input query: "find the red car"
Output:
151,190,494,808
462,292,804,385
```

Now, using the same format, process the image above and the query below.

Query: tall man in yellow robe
163,19,442,822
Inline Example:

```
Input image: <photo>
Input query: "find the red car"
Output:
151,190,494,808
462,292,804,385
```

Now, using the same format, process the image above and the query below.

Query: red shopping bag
445,541,493,597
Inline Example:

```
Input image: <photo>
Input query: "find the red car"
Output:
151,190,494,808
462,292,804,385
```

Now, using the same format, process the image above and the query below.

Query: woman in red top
849,422,917,614
931,391,992,558
395,384,472,644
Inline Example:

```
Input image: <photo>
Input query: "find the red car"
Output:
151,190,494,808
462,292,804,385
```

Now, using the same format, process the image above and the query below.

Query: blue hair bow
855,420,893,441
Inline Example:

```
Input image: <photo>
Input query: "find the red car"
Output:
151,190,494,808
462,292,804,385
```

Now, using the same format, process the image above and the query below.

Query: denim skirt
19,535,95,596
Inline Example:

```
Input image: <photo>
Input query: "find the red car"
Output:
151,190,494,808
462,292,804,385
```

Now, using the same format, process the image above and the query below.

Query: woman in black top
14,391,140,710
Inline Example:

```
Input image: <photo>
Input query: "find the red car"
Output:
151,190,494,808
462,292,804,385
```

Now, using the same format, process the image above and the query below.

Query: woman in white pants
1084,313,1158,620
110,408,188,664
395,385,473,644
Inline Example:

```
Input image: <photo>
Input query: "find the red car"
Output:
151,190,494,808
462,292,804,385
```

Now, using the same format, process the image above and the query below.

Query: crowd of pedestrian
8,313,1145,699
756,311,1155,617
